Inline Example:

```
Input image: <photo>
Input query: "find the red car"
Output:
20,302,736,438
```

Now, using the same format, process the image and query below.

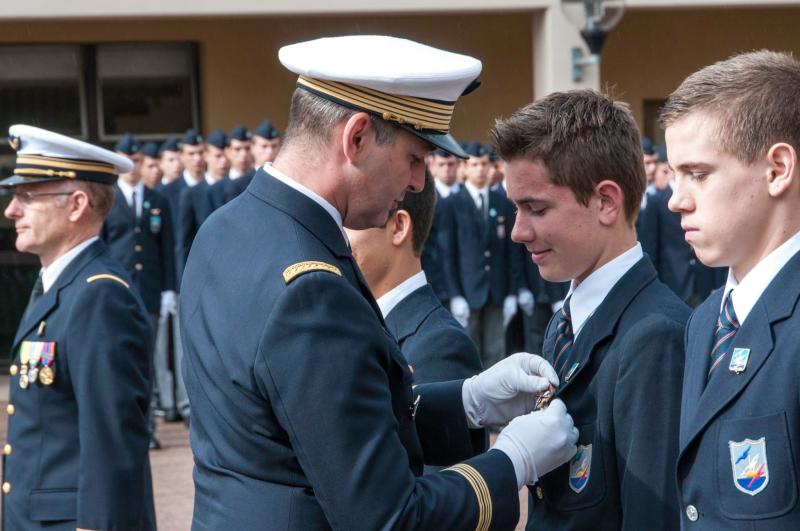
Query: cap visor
400,126,468,159
0,174,65,188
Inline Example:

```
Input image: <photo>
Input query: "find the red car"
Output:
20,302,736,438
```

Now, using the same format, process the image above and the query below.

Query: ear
766,142,797,198
66,189,92,223
391,209,413,248
341,112,374,165
595,179,624,226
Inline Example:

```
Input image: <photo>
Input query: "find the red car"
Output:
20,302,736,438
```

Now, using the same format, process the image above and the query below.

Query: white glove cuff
492,432,537,489
461,377,486,429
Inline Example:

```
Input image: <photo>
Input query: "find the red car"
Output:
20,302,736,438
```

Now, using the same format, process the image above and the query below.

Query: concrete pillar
533,3,601,99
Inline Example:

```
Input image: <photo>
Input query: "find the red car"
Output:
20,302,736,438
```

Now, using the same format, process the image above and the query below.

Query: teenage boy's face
507,158,604,284
666,112,772,276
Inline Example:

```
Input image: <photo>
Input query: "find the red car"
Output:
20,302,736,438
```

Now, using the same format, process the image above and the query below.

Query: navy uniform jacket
177,181,217,274
677,250,800,529
3,240,155,530
421,190,449,302
102,184,176,314
180,170,519,530
439,187,519,309
527,257,689,530
158,176,187,219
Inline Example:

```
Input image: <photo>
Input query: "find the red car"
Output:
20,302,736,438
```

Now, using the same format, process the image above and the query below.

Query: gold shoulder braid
86,274,130,289
283,261,342,284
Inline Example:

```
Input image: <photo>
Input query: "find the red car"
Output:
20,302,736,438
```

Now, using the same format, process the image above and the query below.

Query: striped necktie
552,298,574,379
707,291,739,381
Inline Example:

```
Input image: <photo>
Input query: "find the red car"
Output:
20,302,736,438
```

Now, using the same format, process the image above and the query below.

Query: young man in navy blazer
662,50,800,529
494,89,690,530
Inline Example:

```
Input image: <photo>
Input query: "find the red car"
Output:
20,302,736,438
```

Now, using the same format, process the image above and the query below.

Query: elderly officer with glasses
1,125,155,531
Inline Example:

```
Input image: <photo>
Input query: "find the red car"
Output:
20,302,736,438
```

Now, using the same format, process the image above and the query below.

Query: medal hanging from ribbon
38,341,56,386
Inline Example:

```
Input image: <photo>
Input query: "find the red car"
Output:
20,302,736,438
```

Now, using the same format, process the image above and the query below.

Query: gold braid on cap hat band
14,154,115,181
297,76,454,133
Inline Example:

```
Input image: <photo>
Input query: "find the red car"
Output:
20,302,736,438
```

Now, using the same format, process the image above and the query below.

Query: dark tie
551,297,574,379
476,193,485,218
23,272,44,320
707,292,739,381
130,190,138,221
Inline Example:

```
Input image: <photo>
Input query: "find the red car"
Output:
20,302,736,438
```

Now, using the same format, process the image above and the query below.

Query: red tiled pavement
0,376,529,530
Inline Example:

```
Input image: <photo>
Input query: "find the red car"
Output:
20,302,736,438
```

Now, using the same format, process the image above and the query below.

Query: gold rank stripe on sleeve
86,274,130,289
282,261,342,284
445,463,492,531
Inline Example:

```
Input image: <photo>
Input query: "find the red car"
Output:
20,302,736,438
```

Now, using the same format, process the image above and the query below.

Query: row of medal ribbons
18,340,56,389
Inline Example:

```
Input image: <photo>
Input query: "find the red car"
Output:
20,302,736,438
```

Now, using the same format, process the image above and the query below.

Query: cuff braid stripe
445,463,492,531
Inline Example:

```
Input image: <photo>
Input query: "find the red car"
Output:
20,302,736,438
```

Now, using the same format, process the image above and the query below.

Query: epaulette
283,261,342,284
86,274,130,289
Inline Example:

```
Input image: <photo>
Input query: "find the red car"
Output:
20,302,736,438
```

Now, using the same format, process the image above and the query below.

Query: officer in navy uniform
1,125,155,530
662,50,800,529
211,124,256,205
226,120,281,201
159,129,204,224
493,90,690,530
177,128,228,272
180,35,578,530
103,133,177,449
439,140,520,368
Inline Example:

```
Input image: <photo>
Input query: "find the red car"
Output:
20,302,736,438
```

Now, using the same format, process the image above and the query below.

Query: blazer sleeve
613,314,685,530
66,279,152,530
254,273,518,531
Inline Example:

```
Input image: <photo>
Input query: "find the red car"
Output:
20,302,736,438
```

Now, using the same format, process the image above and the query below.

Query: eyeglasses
13,191,75,206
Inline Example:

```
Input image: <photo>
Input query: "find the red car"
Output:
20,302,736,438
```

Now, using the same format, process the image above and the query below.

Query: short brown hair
491,89,645,222
659,50,800,164
283,89,398,151
74,181,115,218
391,172,437,256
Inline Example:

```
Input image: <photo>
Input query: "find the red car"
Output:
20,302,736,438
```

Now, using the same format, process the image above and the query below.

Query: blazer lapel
555,257,656,396
385,285,437,342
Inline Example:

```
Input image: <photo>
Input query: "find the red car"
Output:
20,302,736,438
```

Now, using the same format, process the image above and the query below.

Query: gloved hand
160,290,177,318
518,289,535,316
450,296,470,328
462,352,559,428
492,399,579,488
503,295,518,327
552,299,565,314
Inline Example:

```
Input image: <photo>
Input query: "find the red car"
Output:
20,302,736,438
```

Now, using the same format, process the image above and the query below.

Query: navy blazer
439,187,520,309
3,240,155,530
177,181,218,275
421,190,449,303
677,249,800,529
180,169,519,530
158,176,187,219
102,185,176,314
527,256,689,531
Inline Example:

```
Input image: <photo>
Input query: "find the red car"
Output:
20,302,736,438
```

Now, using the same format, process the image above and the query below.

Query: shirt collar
377,270,428,318
434,178,452,198
183,170,201,187
723,228,800,323
568,242,643,338
463,181,487,203
265,163,348,245
41,236,100,292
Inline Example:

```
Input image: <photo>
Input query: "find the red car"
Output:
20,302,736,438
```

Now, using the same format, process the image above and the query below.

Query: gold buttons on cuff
2,482,11,494
3,444,11,456
9,365,18,376
7,404,15,416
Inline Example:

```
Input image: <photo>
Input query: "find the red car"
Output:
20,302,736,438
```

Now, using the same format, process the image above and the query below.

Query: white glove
462,352,559,428
518,289,535,316
450,296,470,328
503,295,518,327
160,290,177,318
551,299,565,314
492,399,579,488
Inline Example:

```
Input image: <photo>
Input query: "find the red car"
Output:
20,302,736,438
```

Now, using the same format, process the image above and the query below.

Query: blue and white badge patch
569,444,592,493
729,348,750,374
729,437,769,496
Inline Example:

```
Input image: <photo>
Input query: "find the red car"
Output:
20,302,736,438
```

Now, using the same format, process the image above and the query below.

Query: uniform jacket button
3,444,11,456
535,485,544,500
135,263,143,271
484,265,491,271
685,504,698,522
6,404,14,416
484,250,491,258
135,245,143,252
9,365,18,376
2,482,10,494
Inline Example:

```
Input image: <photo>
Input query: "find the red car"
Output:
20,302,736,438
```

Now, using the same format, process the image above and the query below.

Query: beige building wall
603,6,800,142
0,14,533,143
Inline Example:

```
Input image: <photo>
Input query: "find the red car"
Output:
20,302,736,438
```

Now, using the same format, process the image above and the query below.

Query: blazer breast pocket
716,411,798,519
539,422,606,511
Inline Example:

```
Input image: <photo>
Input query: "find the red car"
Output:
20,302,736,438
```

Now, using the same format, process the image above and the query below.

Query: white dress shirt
182,170,201,188
41,236,100,292
265,163,349,245
567,243,644,339
116,179,145,219
377,271,428,318
434,178,454,198
463,181,488,213
723,228,800,324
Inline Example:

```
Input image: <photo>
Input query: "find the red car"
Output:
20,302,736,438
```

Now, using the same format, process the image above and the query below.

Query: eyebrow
511,196,549,207
673,161,714,173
